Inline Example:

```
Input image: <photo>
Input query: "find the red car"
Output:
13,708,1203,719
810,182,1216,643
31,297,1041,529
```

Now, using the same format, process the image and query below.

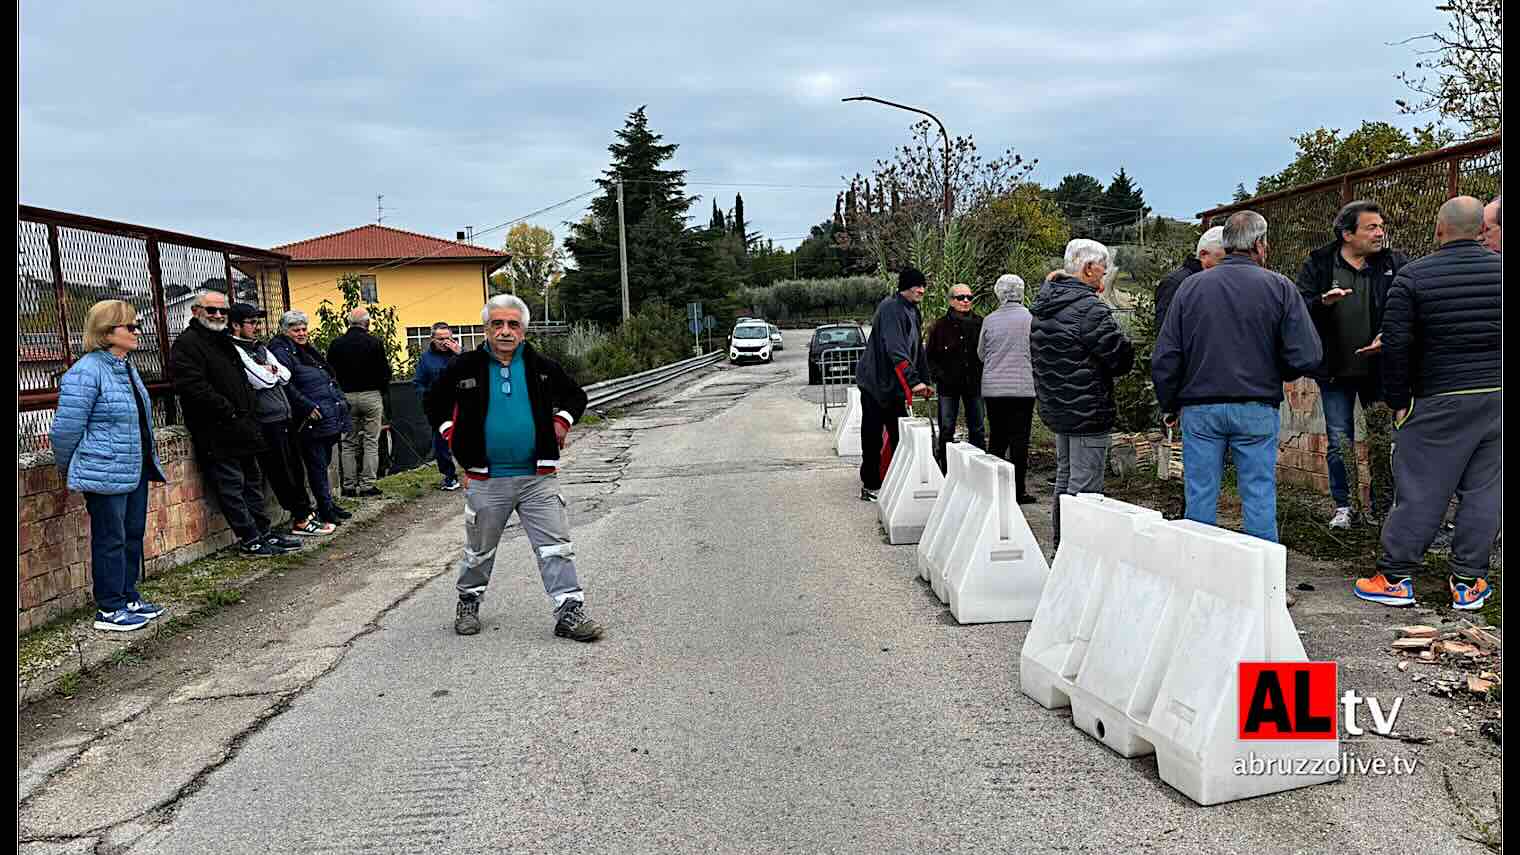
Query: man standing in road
1154,226,1226,330
327,308,392,498
1031,239,1134,548
425,294,604,641
414,321,463,491
1355,196,1501,611
1153,211,1323,543
1295,201,1409,529
854,267,932,502
925,282,985,469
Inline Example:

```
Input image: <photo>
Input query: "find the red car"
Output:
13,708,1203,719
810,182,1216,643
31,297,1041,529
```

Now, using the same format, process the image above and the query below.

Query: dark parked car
807,323,866,385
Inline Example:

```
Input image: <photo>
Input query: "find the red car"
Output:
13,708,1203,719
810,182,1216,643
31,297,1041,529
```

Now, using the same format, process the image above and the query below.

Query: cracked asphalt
16,330,1499,854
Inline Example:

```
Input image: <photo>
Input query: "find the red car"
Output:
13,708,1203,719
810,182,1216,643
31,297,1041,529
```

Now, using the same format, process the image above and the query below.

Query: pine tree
1232,183,1251,203
710,199,726,232
1101,168,1149,241
732,193,746,239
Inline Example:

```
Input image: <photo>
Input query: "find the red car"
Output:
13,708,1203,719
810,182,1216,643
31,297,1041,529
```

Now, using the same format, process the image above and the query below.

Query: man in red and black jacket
854,267,933,502
424,294,603,642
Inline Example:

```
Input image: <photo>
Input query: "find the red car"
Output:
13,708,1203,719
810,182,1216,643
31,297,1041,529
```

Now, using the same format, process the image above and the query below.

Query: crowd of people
857,194,1501,612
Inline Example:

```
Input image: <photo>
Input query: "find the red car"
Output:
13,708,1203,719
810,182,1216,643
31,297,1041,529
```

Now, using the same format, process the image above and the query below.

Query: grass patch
18,606,95,678
374,464,440,500
56,670,81,698
578,412,604,428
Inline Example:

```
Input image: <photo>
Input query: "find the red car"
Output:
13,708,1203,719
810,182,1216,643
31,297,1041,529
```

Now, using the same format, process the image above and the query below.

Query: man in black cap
854,267,932,502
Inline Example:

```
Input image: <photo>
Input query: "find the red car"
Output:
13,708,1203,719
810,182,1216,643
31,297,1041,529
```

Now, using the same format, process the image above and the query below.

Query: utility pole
616,179,631,323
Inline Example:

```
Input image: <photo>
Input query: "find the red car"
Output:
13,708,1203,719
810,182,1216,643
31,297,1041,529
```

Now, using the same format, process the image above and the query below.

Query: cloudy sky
21,1,1448,254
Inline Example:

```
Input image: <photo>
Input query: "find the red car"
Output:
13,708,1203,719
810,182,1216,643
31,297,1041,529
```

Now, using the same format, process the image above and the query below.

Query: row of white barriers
852,416,1338,805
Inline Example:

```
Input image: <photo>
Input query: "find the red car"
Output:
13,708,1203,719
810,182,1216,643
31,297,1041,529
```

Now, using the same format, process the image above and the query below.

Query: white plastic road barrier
944,454,1049,624
917,442,981,584
1019,494,1339,805
834,387,863,457
879,422,943,544
925,446,993,603
877,417,929,532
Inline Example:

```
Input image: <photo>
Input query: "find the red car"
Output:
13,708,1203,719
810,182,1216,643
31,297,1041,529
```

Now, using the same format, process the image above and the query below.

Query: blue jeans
1182,402,1280,543
84,472,149,612
299,436,339,518
1316,377,1383,512
433,432,457,480
936,393,986,460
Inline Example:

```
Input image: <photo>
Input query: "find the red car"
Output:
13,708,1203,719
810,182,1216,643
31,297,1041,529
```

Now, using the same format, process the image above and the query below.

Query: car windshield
816,329,862,345
733,326,769,339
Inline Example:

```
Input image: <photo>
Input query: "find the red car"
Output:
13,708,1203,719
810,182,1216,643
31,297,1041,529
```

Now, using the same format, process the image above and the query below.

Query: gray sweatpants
1378,391,1502,580
1053,433,1111,544
456,474,583,609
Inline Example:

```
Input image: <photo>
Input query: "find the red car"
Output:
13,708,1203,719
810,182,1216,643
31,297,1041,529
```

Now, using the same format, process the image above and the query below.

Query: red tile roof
273,224,509,265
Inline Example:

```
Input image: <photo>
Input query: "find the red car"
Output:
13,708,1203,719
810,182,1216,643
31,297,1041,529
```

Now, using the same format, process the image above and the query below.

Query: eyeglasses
499,366,512,396
200,306,228,316
950,295,973,302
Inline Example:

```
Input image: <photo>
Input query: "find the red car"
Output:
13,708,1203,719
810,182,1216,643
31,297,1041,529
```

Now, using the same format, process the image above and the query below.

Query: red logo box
1238,662,1338,740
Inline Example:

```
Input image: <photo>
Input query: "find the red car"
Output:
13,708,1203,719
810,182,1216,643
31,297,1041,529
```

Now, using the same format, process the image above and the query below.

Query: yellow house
273,224,511,354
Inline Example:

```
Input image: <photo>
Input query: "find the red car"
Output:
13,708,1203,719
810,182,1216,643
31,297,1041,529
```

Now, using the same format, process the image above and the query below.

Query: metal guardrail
818,346,865,428
584,350,724,409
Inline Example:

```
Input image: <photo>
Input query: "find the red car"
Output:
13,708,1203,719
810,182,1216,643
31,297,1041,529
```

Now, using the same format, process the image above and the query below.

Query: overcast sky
21,1,1448,254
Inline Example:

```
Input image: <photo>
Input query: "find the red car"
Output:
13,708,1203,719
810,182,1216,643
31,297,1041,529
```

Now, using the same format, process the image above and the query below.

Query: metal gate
818,345,864,428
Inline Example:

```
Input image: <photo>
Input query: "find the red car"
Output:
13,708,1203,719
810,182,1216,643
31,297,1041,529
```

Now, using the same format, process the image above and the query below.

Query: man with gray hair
1355,196,1500,612
1154,226,1225,330
326,306,391,497
1031,239,1135,547
978,274,1038,503
1153,211,1322,543
1481,195,1501,253
424,293,602,641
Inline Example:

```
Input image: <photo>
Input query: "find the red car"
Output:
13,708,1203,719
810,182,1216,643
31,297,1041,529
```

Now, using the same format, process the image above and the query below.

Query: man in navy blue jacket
413,322,461,491
1152,211,1322,542
854,267,932,502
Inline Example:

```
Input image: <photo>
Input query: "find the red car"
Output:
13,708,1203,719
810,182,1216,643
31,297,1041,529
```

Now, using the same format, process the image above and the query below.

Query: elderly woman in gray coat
977,274,1038,504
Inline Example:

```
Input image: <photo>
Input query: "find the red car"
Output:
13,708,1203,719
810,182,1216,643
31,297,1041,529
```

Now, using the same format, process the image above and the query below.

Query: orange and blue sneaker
1450,575,1492,611
1353,573,1415,607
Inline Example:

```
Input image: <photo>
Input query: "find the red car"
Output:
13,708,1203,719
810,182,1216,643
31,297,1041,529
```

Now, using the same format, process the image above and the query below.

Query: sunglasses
950,295,973,302
116,323,142,333
200,306,229,316
499,366,512,396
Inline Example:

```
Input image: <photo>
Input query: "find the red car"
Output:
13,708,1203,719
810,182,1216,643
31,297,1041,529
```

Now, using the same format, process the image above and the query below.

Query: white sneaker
1329,507,1353,530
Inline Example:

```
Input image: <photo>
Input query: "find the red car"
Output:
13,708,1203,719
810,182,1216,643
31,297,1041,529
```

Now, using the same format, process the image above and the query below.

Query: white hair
482,293,532,327
1222,211,1268,252
993,274,1025,305
1196,226,1225,256
193,288,227,307
279,309,308,331
1063,239,1111,275
347,307,370,327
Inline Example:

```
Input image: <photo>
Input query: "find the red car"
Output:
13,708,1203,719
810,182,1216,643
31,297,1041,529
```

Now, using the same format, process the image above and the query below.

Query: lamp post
842,95,953,224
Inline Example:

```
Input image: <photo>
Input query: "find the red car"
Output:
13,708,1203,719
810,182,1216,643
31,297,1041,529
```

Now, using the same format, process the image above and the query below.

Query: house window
407,324,486,355
359,275,378,303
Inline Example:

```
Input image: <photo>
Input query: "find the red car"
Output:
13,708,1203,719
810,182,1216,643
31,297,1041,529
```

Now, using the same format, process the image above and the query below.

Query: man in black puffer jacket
1031,239,1135,545
1355,196,1501,614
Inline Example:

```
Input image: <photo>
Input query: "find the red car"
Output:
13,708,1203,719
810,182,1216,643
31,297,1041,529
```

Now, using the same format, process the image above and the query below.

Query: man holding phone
1295,200,1408,529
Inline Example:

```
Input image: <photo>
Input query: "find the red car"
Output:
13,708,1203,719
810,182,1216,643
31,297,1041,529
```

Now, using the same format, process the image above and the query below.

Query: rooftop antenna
376,194,385,224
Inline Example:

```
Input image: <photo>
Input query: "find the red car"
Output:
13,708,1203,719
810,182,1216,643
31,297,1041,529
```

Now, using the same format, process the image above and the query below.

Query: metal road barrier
584,351,724,409
818,346,865,428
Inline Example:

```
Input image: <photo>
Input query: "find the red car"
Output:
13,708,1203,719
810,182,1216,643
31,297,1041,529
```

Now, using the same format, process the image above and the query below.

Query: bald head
1482,196,1501,253
347,307,370,328
1436,196,1485,243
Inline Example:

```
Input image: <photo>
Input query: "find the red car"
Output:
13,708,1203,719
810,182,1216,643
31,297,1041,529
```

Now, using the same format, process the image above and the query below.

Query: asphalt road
21,330,1495,854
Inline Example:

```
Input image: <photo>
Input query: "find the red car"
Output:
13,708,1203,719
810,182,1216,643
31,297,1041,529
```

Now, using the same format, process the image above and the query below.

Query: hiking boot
1329,507,1353,530
553,599,605,642
455,595,482,636
93,608,151,632
1450,575,1492,611
860,487,879,503
1353,573,1415,607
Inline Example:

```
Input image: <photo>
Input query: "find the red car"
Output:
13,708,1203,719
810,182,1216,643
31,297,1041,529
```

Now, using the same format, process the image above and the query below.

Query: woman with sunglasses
925,283,988,469
50,300,168,632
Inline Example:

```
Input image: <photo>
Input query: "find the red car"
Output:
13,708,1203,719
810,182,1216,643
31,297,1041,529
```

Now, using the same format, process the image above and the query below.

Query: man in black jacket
169,290,302,558
326,308,391,498
1295,200,1409,528
1031,239,1134,546
925,282,985,469
424,294,603,641
1153,211,1322,543
1154,226,1225,330
854,267,932,502
1355,196,1500,612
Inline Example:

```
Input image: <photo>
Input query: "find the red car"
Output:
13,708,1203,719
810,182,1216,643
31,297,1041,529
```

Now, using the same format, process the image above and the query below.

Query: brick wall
17,426,291,633
1277,378,1372,505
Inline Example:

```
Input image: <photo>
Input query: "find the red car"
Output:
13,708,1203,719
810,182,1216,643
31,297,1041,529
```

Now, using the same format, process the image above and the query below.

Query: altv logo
1238,663,1404,740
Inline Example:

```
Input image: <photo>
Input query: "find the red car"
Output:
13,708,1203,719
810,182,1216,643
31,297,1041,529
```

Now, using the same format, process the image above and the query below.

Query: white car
729,323,774,364
768,324,784,350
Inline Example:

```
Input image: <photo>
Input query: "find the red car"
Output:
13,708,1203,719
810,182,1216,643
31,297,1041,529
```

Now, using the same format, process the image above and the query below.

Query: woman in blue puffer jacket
268,310,354,526
49,300,169,632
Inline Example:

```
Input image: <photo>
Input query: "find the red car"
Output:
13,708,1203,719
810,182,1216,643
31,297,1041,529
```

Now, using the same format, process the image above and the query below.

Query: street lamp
842,95,953,224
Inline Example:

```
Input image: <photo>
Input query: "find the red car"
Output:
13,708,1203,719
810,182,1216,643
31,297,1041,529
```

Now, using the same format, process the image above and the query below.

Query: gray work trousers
1378,391,1502,579
1053,433,1111,545
456,474,583,609
341,390,384,492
